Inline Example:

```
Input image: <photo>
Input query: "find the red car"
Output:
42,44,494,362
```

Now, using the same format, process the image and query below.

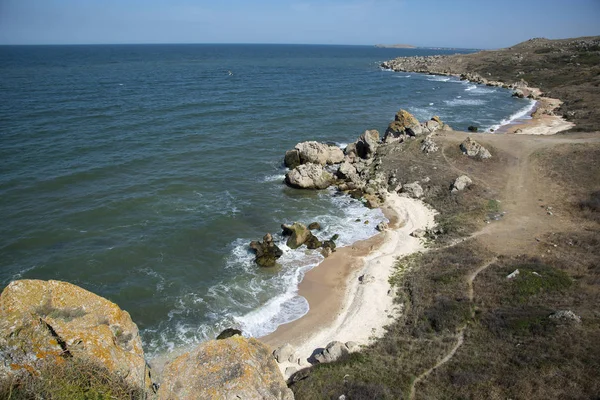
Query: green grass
509,265,572,303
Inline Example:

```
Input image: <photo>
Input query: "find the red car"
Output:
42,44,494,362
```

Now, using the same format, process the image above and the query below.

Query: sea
0,44,534,358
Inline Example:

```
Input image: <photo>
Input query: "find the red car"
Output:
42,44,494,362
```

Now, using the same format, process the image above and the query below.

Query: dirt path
408,257,497,400
437,132,600,255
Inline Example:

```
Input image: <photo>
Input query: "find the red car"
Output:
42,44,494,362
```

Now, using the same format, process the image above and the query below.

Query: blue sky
0,0,598,48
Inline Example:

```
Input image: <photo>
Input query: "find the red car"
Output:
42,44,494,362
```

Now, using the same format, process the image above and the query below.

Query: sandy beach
262,193,436,377
497,88,575,135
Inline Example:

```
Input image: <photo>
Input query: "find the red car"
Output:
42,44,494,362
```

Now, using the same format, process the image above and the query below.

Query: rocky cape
0,279,293,399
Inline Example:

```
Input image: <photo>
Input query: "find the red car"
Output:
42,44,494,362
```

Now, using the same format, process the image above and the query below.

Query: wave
486,99,537,132
427,76,451,82
262,173,286,183
465,84,477,91
444,99,488,107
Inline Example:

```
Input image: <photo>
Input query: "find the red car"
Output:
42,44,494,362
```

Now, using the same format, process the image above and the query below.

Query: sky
0,0,599,48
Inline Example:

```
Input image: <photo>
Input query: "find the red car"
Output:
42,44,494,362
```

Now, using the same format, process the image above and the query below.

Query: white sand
276,193,436,377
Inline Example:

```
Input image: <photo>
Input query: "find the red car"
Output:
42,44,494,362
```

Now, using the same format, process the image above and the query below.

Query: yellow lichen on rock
158,336,294,400
0,279,151,389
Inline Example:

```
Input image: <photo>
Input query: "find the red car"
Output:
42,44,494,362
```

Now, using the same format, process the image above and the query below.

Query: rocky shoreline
381,55,574,134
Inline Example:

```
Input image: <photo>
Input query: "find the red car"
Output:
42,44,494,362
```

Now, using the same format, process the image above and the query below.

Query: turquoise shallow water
0,44,533,356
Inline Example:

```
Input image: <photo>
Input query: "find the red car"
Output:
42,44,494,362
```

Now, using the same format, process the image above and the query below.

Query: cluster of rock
0,280,294,400
283,109,452,213
250,233,284,267
272,340,360,376
249,223,338,266
383,111,451,143
282,222,338,258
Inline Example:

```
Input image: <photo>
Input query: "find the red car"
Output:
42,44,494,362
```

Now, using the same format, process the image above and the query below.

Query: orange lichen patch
0,279,151,390
157,336,292,400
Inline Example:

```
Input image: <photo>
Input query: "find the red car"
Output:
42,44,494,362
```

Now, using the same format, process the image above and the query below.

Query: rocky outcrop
452,175,473,192
157,336,293,400
273,343,295,364
0,280,151,389
308,222,321,231
460,137,492,159
285,163,334,190
384,109,421,142
249,233,284,267
384,111,450,143
356,130,380,159
284,149,301,169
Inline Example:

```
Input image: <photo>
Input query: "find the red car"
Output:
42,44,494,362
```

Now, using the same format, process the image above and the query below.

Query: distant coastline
374,43,416,49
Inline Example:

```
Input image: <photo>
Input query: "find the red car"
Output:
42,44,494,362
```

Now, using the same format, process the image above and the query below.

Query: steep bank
382,36,600,132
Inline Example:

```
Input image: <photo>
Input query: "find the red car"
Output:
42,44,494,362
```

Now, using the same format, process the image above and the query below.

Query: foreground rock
460,137,492,159
0,280,151,389
285,163,334,190
384,110,450,143
158,336,293,400
249,233,284,267
356,129,380,159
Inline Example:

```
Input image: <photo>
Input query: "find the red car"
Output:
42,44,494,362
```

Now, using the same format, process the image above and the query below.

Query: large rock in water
0,280,151,389
285,163,334,190
460,137,492,159
157,336,293,400
281,222,311,249
294,141,342,166
249,233,284,267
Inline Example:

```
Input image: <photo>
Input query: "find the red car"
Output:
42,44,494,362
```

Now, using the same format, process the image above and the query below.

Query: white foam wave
487,99,536,132
444,99,487,107
262,173,286,183
465,84,477,91
394,75,411,78
427,76,451,82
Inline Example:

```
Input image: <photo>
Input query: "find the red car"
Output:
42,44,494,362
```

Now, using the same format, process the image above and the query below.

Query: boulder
0,280,151,389
376,222,389,232
549,310,581,324
281,222,311,249
284,149,301,169
460,137,492,159
363,193,382,208
384,109,421,141
327,146,345,164
421,136,439,153
217,328,243,340
285,163,334,190
295,141,330,165
356,130,380,159
411,229,426,238
345,341,360,353
452,175,473,192
425,120,440,132
337,160,357,180
249,233,284,267
305,233,322,250
273,343,295,364
344,142,358,158
308,222,321,230
157,336,293,400
314,341,350,364
402,182,424,198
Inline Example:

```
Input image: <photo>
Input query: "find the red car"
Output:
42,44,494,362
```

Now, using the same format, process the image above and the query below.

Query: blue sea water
0,44,534,357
